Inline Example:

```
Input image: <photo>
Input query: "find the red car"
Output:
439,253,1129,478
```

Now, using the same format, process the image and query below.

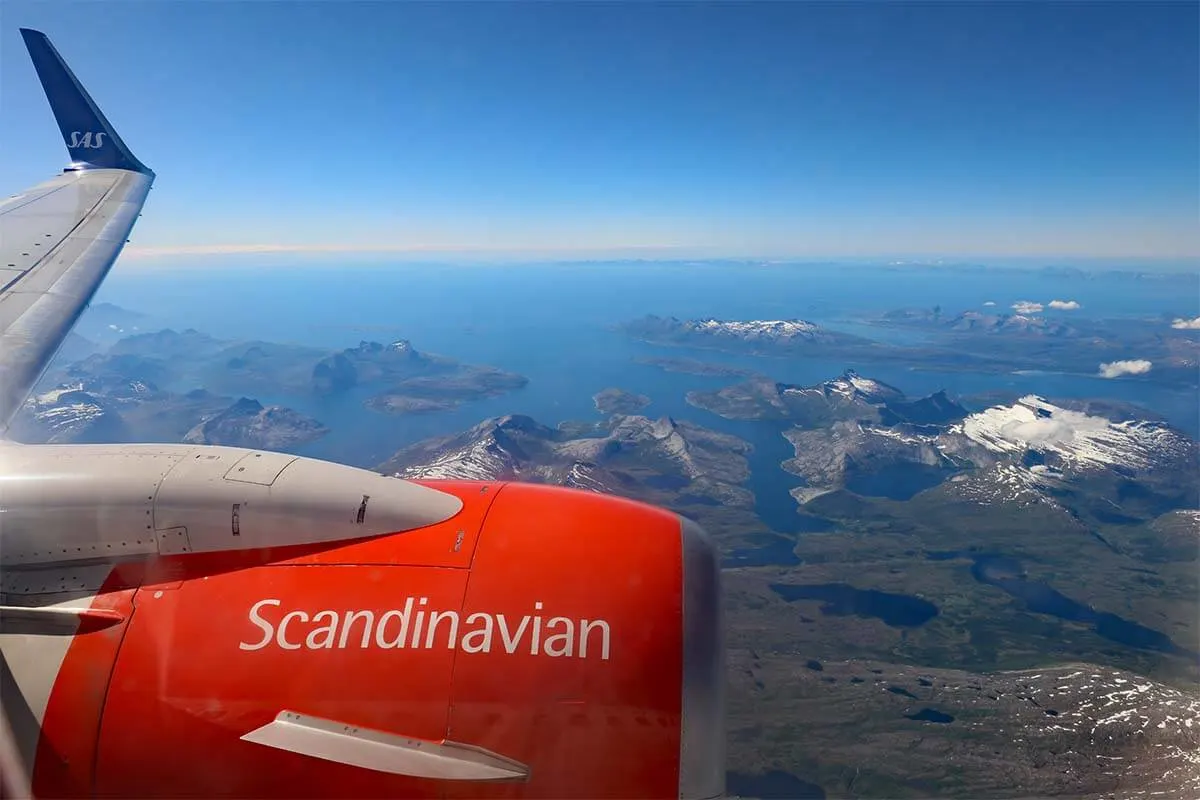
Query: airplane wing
0,29,153,797
0,29,154,435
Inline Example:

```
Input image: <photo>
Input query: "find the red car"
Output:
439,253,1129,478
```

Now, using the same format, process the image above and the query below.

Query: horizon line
120,243,1200,265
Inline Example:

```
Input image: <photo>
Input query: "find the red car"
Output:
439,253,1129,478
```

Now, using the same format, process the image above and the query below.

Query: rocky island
623,309,1200,388
366,365,528,414
634,356,755,378
34,328,530,420
12,377,326,451
182,397,328,449
873,306,1200,387
592,387,650,415
622,314,876,354
309,339,527,412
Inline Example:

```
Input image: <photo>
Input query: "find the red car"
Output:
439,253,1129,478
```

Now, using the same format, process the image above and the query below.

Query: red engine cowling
31,481,725,799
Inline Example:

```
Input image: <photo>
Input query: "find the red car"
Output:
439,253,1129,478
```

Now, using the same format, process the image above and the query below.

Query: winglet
19,28,153,176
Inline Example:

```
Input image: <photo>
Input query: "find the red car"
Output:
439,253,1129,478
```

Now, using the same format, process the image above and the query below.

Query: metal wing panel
0,173,90,288
0,168,152,431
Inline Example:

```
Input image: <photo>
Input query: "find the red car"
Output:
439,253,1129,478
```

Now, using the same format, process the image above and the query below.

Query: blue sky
2,1,1196,263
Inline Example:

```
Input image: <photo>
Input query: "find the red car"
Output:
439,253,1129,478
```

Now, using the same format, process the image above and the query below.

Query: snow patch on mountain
832,371,905,402
975,666,1200,798
562,462,609,493
37,401,106,427
782,370,904,404
694,319,821,341
956,396,1191,472
393,434,518,480
21,387,125,444
946,463,1063,509
33,383,85,405
862,422,941,448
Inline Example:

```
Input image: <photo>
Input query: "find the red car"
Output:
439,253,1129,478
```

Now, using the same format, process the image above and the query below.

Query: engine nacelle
0,443,463,569
0,444,725,799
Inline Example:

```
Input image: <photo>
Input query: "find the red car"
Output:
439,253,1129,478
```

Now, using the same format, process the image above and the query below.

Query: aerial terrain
15,261,1199,799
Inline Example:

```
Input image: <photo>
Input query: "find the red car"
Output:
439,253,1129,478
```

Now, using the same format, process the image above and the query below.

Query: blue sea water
90,261,1198,532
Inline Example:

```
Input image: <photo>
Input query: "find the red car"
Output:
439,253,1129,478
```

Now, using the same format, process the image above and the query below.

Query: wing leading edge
0,29,154,433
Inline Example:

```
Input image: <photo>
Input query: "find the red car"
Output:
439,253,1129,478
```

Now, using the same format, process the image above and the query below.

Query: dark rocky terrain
11,379,326,451
182,397,328,449
687,369,965,427
380,412,754,510
725,657,1199,798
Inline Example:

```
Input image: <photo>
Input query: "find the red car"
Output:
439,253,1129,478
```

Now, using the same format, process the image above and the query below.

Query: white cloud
1098,359,1152,378
1003,414,1100,448
1171,316,1200,330
983,301,996,307
1012,301,1044,314
1048,299,1081,310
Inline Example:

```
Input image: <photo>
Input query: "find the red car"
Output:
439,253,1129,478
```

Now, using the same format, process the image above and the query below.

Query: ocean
89,260,1199,533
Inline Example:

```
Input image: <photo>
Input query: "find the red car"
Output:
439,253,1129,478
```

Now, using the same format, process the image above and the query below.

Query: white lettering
530,601,543,655
410,597,428,648
236,597,612,660
239,598,280,651
339,610,374,649
68,131,107,149
306,610,339,649
460,612,494,654
376,598,413,648
497,614,531,654
277,610,308,650
580,619,610,661
543,617,575,657
425,610,459,649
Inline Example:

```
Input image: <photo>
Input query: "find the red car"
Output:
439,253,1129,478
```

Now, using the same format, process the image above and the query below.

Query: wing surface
0,29,154,433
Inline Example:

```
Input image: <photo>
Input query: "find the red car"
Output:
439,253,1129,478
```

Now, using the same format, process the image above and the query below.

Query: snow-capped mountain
781,389,1197,515
689,369,964,427
19,387,127,444
955,395,1195,474
621,314,870,350
379,413,754,508
783,369,906,404
691,318,825,343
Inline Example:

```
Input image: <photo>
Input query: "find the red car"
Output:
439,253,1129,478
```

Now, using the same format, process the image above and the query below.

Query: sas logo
68,131,106,149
